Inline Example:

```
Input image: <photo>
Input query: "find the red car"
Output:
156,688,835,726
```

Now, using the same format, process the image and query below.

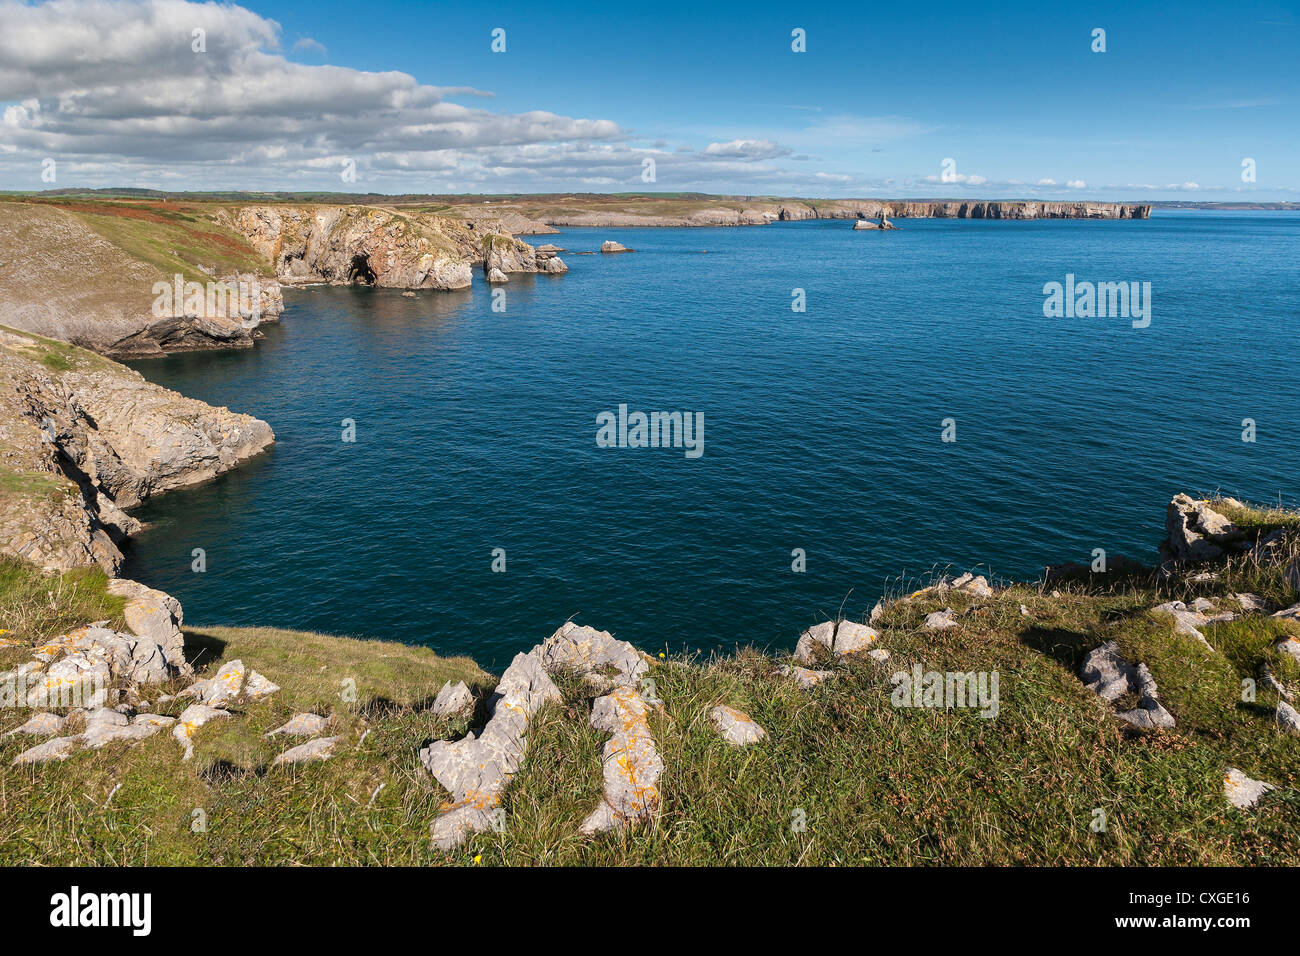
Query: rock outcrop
793,620,878,665
1080,641,1175,729
1164,494,1242,563
0,202,282,358
0,327,273,574
709,705,766,746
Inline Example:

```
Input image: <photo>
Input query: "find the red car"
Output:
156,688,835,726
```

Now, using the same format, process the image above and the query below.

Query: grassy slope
2,499,1299,865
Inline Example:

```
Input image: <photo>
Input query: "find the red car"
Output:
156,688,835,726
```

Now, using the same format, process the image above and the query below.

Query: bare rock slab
778,665,834,690
267,713,329,738
709,705,765,746
172,703,231,760
273,736,342,766
1080,641,1175,729
580,686,663,835
1224,768,1276,809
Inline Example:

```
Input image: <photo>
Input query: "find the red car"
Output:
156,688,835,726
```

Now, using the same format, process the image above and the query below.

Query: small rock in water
709,705,765,746
266,713,329,738
486,267,509,284
273,736,342,766
1224,768,1276,809
430,680,474,719
600,240,632,254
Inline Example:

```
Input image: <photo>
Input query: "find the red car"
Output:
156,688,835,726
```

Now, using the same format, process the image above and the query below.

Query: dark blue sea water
123,212,1300,668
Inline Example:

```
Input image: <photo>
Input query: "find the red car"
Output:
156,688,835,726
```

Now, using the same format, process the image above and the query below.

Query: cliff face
222,205,567,290
777,200,1152,221
535,199,1150,227
0,327,274,574
0,203,284,359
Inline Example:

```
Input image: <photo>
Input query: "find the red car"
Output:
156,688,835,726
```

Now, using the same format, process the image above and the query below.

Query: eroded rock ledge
0,328,273,574
221,205,567,290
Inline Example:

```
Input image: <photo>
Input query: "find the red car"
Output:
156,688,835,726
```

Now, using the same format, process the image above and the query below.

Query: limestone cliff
222,205,568,289
0,327,273,574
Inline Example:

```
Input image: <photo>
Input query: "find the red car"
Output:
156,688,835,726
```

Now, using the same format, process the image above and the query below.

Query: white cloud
702,139,790,160
1066,179,1087,189
1037,178,1057,186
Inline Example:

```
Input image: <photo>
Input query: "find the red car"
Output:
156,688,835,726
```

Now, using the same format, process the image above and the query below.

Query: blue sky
1,0,1296,198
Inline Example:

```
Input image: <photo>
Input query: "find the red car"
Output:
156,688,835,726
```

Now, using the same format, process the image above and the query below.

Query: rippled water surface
123,213,1300,667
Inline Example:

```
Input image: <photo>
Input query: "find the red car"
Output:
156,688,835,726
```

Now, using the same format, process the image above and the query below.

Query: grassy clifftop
2,496,1299,865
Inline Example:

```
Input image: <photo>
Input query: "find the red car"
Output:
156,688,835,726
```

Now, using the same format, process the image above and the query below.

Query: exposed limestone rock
226,205,474,290
1249,529,1287,562
486,268,508,284
267,713,329,738
1261,664,1294,701
1276,700,1300,734
421,649,560,851
0,333,274,573
1164,494,1240,563
1151,601,1221,651
106,579,191,678
600,241,632,254
924,609,958,630
172,703,232,760
1224,768,1276,809
779,664,835,690
430,680,474,719
537,622,650,692
6,712,68,737
793,620,878,665
1235,593,1270,614
709,705,765,746
1275,635,1300,662
1080,641,1175,729
580,686,663,835
178,659,277,707
273,736,342,766
1272,603,1300,625
12,735,79,765
81,711,173,749
25,654,109,708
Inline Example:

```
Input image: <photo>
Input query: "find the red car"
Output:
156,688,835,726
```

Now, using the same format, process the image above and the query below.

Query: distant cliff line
532,200,1151,229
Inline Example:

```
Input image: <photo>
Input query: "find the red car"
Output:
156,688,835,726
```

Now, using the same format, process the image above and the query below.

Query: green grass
2,499,1300,865
0,556,126,645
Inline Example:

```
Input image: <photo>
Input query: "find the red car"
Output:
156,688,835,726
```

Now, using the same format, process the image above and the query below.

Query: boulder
1236,593,1271,614
1275,635,1300,663
709,705,765,746
12,736,79,765
793,620,878,665
778,665,834,690
1164,494,1240,562
487,268,509,284
1080,641,1175,729
1224,768,1276,809
600,241,632,254
430,680,474,719
1277,700,1300,734
6,712,68,737
107,579,191,678
924,609,958,630
1151,601,1219,651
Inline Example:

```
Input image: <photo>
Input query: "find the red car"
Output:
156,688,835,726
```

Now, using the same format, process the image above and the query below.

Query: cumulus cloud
702,139,790,160
1066,179,1087,189
0,0,628,189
